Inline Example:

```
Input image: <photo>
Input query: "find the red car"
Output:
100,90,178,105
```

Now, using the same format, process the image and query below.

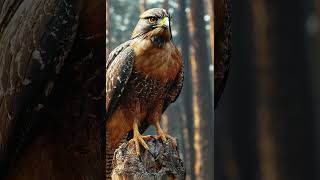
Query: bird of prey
214,0,231,109
106,8,184,156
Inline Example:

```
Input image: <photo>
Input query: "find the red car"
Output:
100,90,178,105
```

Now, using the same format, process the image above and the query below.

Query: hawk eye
148,17,157,23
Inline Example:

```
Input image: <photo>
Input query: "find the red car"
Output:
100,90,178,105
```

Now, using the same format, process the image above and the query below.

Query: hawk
106,8,184,156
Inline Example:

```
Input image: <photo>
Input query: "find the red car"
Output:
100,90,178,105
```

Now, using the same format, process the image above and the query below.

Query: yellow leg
155,121,169,142
155,121,178,148
129,121,150,156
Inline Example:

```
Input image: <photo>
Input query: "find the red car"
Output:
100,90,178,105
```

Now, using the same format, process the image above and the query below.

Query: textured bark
0,0,106,179
189,0,214,179
112,136,185,180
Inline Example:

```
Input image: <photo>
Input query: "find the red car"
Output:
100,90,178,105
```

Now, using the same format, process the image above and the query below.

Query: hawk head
131,8,172,46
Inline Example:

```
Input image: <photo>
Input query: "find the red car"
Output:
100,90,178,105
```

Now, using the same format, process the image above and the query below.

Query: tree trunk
177,0,195,179
252,0,279,180
140,0,146,14
189,0,214,179
111,136,185,180
207,0,214,65
163,0,169,11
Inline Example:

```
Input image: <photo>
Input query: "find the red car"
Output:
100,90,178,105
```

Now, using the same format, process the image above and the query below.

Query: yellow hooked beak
158,17,170,28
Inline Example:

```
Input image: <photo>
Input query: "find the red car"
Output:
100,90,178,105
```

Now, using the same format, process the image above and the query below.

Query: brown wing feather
106,40,131,69
163,65,184,112
106,41,135,120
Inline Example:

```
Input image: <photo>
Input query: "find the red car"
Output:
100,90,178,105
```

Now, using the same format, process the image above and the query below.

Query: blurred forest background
216,1,320,180
107,0,320,180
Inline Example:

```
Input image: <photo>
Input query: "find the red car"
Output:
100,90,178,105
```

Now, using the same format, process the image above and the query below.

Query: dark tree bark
177,0,195,179
189,0,214,179
0,0,106,179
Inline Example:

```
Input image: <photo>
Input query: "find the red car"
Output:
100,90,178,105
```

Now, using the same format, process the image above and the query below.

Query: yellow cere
161,17,170,27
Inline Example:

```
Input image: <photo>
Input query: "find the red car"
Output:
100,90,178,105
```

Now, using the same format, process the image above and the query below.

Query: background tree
207,0,214,65
216,0,318,180
189,0,214,179
140,0,146,13
177,0,195,179
252,0,278,179
163,0,169,11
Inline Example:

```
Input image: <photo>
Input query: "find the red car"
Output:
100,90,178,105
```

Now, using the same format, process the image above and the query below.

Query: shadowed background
215,0,319,180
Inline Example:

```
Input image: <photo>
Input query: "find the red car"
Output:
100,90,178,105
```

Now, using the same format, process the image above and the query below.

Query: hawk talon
155,123,178,148
155,122,171,142
129,135,150,156
157,132,168,142
130,122,150,156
